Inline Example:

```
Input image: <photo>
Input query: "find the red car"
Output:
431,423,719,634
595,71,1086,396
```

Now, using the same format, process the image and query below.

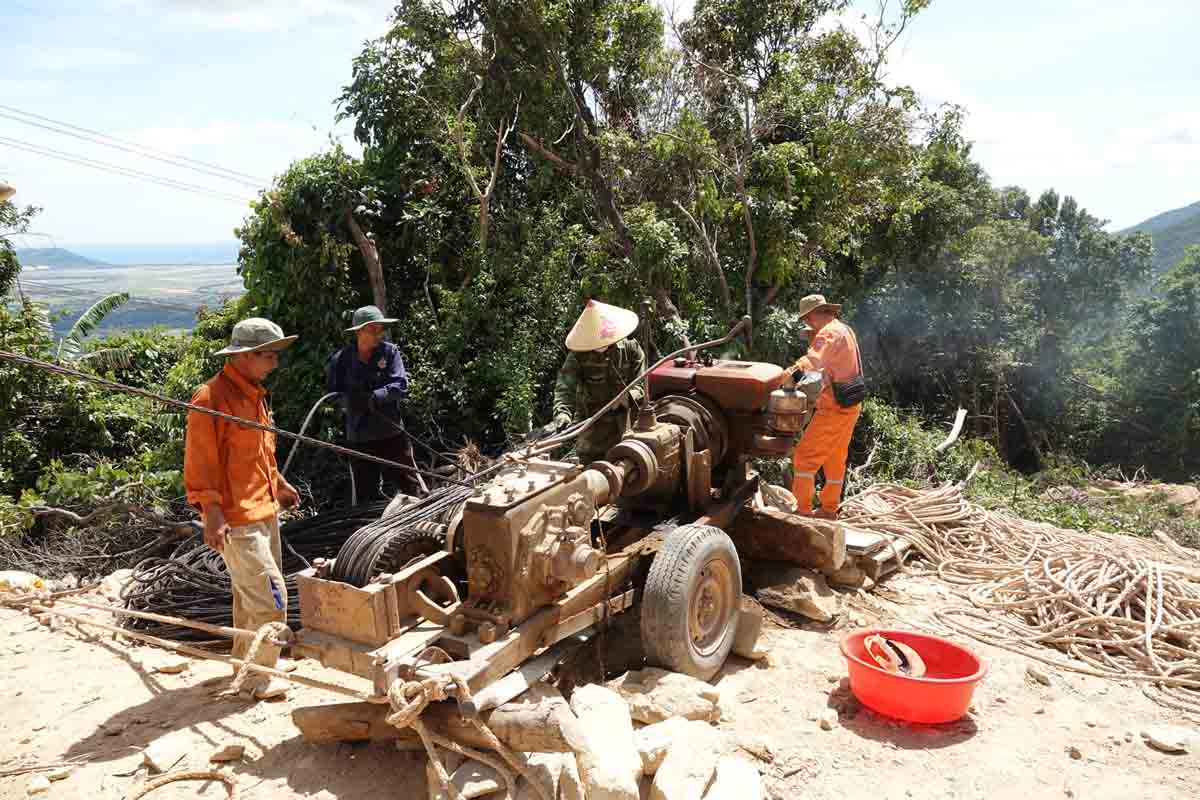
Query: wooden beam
291,698,580,752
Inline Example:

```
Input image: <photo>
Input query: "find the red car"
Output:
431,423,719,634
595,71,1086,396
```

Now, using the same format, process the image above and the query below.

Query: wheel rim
689,556,735,657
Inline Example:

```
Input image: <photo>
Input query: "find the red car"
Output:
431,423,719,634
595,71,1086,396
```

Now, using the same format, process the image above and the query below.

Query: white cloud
23,46,143,72
136,0,394,33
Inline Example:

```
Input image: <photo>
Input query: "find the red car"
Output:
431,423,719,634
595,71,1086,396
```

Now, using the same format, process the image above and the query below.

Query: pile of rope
120,503,388,640
839,475,1200,714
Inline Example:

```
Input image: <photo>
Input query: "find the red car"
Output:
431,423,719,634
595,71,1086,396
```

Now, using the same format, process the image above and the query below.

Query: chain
0,349,468,488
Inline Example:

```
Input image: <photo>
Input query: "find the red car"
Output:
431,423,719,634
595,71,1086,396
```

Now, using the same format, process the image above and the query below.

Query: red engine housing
648,358,787,410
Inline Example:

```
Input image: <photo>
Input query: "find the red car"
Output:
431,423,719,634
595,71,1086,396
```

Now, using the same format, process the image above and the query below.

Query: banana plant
55,291,133,370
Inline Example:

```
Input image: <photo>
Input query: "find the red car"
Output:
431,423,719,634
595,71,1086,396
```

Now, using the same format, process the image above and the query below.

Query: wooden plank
368,620,447,695
291,629,379,679
728,506,846,573
297,572,392,646
842,526,889,555
859,538,913,581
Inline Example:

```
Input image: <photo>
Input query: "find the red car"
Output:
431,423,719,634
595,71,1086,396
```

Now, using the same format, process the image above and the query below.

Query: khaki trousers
220,515,287,680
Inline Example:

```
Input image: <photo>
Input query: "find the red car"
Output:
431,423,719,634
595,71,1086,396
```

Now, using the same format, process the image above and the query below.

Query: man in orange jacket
787,295,864,518
184,318,301,700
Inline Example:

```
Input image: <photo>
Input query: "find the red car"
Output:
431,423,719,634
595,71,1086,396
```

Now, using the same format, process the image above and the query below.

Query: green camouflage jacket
552,338,647,461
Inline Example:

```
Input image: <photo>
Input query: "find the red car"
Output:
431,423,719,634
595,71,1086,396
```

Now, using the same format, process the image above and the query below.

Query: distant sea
62,241,241,266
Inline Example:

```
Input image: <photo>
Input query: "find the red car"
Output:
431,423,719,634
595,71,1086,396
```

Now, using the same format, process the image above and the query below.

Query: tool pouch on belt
832,326,866,408
832,377,866,407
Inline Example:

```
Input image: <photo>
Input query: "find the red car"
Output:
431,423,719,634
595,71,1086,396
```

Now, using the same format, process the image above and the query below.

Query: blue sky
1,1,1196,253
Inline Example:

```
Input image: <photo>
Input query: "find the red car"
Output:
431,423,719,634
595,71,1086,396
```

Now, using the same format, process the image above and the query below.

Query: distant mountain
1121,200,1200,273
15,247,109,268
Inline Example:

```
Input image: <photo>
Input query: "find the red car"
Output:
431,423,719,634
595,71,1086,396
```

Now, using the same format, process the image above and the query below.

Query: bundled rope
839,475,1200,714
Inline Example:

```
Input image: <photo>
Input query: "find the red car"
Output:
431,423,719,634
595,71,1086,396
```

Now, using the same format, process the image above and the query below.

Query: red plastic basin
839,629,987,724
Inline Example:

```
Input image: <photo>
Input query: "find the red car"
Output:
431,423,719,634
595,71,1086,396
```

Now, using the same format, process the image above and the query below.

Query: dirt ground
3,570,1197,800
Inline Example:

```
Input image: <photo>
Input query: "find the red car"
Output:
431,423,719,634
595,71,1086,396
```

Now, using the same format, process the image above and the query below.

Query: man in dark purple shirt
326,305,425,501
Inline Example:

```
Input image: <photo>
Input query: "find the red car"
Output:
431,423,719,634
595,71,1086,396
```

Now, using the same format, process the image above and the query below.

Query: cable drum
119,503,389,641
330,460,507,587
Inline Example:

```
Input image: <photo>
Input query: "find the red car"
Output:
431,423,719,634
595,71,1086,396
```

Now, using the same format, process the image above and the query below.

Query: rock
732,596,767,661
46,766,73,782
155,659,190,675
634,717,692,775
26,776,51,795
649,721,723,800
209,744,245,763
446,762,504,799
568,684,642,800
609,669,722,724
704,755,761,800
514,752,573,800
143,732,192,773
827,564,867,589
819,709,838,731
750,564,840,622
101,723,125,737
1067,746,1082,760
757,484,798,513
559,751,586,800
1026,664,1053,686
100,568,134,600
1141,725,1194,754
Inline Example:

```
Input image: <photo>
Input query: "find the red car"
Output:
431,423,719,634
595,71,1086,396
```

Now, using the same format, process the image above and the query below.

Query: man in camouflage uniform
551,300,647,464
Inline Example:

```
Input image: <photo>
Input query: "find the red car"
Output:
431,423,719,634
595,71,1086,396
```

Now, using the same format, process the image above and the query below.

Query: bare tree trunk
345,211,387,311
673,199,733,320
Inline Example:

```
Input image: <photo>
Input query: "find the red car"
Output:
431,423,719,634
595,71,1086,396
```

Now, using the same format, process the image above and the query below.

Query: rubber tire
641,523,742,680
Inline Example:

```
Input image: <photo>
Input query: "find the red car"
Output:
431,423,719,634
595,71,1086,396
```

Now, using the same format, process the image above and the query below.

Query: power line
0,103,270,186
0,136,253,205
0,109,264,190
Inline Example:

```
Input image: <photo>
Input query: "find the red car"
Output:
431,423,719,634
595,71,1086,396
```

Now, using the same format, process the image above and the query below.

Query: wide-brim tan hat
796,294,841,319
565,300,639,352
213,317,298,356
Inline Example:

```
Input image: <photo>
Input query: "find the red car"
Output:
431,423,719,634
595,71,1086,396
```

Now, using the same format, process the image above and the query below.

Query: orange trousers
791,399,862,515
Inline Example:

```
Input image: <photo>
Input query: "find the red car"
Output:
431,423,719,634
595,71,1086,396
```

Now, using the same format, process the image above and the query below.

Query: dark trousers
350,434,423,502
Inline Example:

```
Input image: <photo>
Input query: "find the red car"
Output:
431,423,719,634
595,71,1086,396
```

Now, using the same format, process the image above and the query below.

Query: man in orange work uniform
184,318,301,700
787,295,865,518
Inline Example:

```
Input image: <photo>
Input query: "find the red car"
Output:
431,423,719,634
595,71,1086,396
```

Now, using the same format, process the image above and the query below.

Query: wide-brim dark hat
345,305,399,332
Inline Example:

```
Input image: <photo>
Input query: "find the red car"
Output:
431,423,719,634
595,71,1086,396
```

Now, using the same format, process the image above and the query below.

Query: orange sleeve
793,328,839,376
184,385,223,511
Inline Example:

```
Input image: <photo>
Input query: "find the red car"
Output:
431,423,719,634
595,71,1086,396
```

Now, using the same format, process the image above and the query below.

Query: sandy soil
2,570,1197,800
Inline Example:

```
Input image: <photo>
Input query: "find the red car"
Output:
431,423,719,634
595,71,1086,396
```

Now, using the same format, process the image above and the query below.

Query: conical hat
0,182,15,202
565,300,639,352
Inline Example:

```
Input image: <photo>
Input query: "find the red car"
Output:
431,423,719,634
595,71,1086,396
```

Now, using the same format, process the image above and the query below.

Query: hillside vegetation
2,0,1198,561
1123,199,1200,274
